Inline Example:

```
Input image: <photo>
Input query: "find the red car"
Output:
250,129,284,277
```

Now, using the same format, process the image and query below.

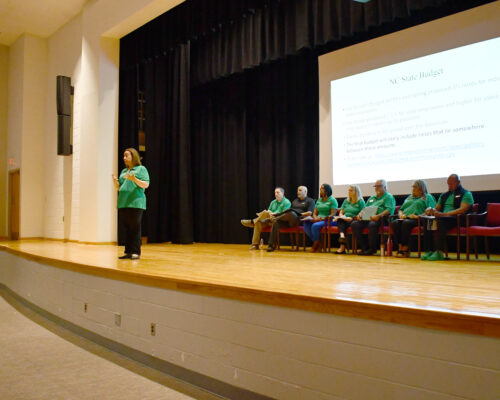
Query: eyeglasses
373,184,383,188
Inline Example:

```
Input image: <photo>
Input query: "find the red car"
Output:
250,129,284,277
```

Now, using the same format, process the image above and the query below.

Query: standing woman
112,148,150,260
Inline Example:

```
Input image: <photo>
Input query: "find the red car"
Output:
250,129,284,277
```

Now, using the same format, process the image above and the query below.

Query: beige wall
0,45,8,238
96,37,119,242
6,37,25,238
20,35,47,238
44,14,83,240
6,35,47,238
7,37,24,175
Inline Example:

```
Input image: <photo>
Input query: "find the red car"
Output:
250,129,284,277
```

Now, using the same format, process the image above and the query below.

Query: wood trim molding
19,238,117,245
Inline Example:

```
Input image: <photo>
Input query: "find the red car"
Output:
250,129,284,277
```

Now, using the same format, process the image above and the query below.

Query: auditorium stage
1,240,499,338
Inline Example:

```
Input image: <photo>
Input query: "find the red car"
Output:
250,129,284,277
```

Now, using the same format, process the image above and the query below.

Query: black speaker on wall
56,75,73,155
57,115,72,156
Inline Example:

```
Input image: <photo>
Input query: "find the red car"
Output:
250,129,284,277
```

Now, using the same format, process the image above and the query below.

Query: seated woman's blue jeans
304,220,336,242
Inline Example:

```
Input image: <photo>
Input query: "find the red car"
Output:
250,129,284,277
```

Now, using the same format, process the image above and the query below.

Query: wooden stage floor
1,240,500,338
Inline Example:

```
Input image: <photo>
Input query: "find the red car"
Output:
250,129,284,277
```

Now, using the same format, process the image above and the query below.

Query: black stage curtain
143,43,193,244
118,66,139,155
121,0,494,84
191,52,318,243
117,65,139,246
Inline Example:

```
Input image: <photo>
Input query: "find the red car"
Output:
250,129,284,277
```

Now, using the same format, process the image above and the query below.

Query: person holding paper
335,185,365,254
303,184,338,252
351,179,396,255
390,180,436,258
421,174,473,261
266,186,315,252
240,187,291,250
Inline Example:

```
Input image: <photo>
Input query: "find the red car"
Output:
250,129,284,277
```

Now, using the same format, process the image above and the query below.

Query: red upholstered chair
388,209,428,258
259,218,305,252
406,212,445,258
277,225,306,251
388,207,423,257
466,203,500,260
322,216,338,252
255,224,271,249
358,206,400,255
444,203,478,260
257,224,303,251
318,211,339,253
385,206,402,256
261,225,271,235
410,217,424,258
321,215,358,253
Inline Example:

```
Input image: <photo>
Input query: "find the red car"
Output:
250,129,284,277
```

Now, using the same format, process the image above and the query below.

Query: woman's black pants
119,208,144,255
390,219,418,249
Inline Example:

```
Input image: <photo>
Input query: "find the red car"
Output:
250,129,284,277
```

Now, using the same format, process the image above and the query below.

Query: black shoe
267,245,275,252
360,249,376,256
119,254,131,259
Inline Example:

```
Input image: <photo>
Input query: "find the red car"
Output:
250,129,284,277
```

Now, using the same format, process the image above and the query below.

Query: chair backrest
486,203,500,227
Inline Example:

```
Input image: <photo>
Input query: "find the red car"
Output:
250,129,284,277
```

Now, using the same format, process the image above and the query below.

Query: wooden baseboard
18,237,117,245
69,240,118,245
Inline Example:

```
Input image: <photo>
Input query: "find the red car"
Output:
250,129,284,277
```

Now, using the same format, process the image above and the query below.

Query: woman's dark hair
124,148,142,167
322,183,333,197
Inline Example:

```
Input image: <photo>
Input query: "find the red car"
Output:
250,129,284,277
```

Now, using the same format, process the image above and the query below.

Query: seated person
267,186,315,252
421,174,473,261
351,179,396,255
390,180,436,258
241,187,291,250
303,184,338,252
336,185,365,254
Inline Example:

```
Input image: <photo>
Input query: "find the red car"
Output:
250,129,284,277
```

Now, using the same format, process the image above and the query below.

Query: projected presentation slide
330,36,500,186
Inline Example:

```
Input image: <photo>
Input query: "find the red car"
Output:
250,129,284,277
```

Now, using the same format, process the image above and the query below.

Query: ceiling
0,0,88,46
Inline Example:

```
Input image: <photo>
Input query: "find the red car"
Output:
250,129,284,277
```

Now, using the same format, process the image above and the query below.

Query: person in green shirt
241,187,291,250
351,179,396,255
390,180,436,258
303,184,338,252
266,186,315,252
336,185,365,254
421,174,474,261
112,148,150,260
